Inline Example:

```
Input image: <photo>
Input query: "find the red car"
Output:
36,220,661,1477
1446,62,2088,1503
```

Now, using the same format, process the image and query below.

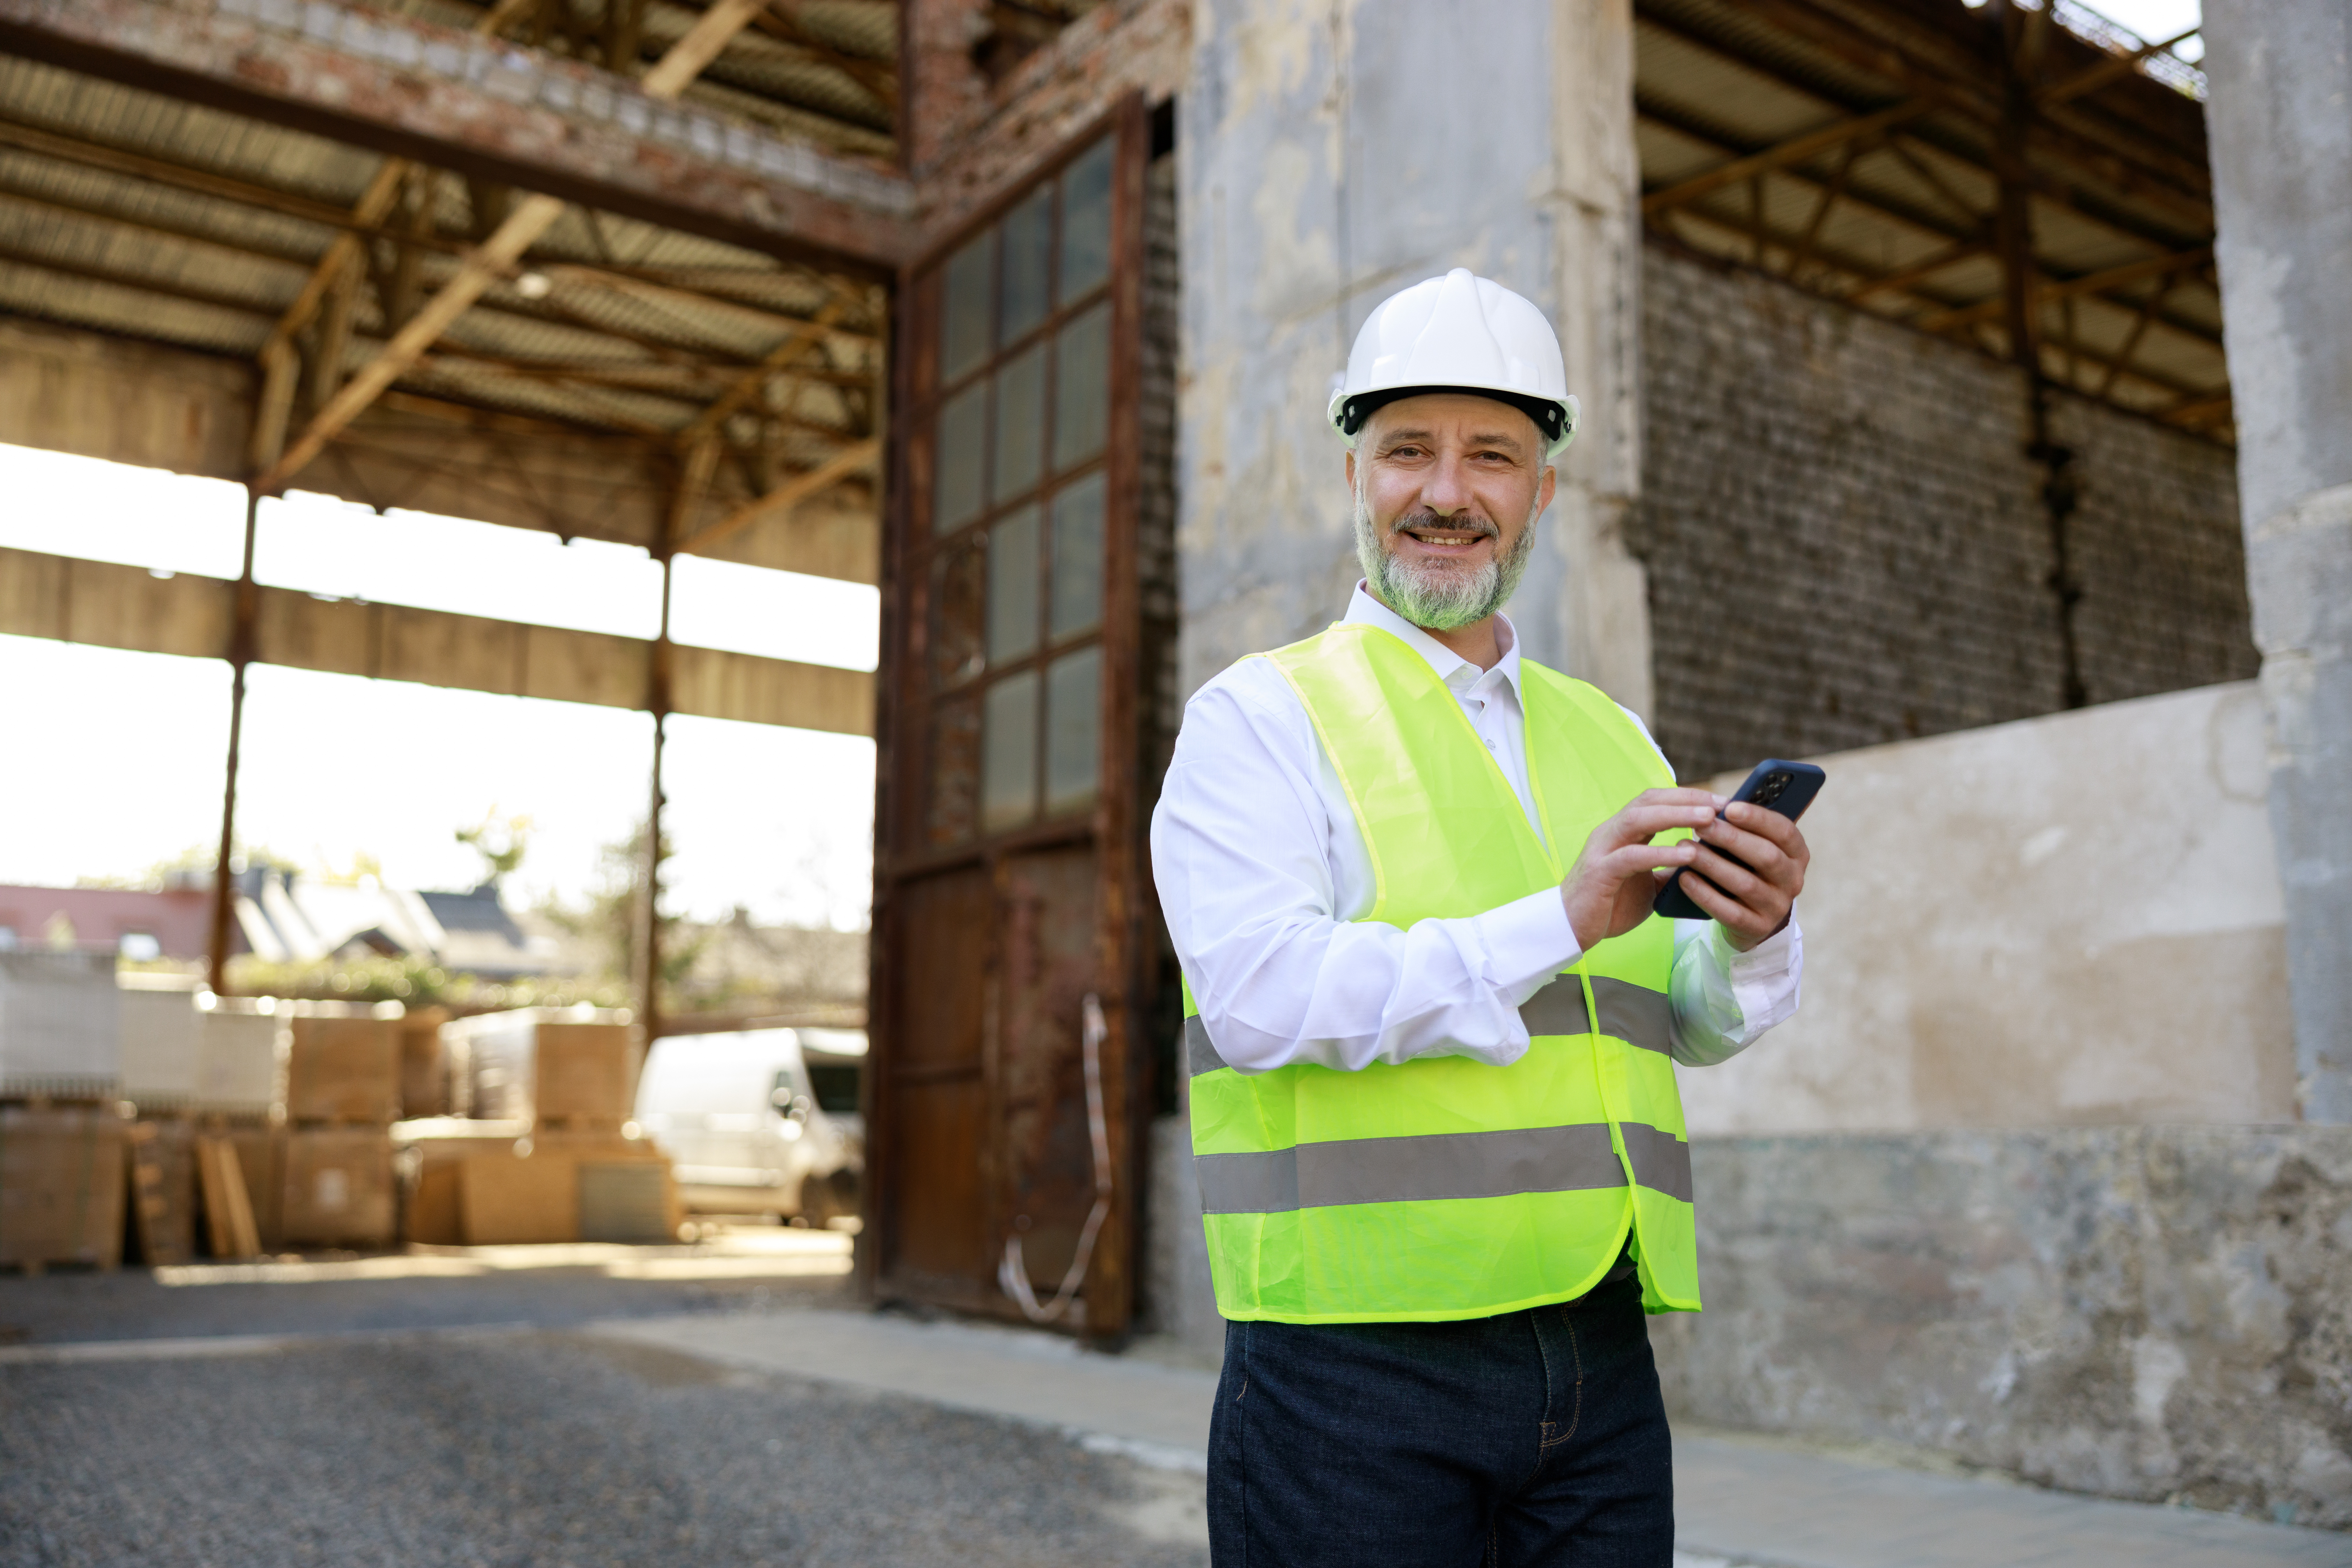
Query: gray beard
1354,496,1540,632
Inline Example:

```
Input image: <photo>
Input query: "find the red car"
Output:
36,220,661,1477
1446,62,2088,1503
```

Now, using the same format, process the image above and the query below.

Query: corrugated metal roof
1634,0,2230,436
0,20,884,470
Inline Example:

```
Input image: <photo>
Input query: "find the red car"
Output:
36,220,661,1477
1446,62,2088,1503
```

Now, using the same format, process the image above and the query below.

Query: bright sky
0,442,878,930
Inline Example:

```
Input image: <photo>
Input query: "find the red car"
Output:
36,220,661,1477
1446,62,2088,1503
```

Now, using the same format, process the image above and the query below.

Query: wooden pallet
194,1136,262,1260
125,1122,191,1267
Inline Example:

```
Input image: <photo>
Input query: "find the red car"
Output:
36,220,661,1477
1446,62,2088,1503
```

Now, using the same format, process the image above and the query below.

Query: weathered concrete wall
2204,0,2352,1123
1653,1127,2352,1529
1680,680,2294,1136
1636,247,2254,780
1178,0,1651,709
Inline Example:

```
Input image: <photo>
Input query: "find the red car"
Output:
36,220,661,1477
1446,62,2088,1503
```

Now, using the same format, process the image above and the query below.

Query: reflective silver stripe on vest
1517,975,1675,1056
1618,1120,1694,1203
1194,1121,1691,1215
1190,977,1673,1077
1517,976,1591,1036
1185,1014,1231,1077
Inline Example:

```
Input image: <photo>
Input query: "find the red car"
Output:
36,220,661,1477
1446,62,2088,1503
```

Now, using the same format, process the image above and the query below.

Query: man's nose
1422,453,1473,513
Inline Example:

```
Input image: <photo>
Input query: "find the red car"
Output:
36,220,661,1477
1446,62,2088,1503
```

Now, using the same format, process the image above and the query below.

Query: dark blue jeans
1205,1271,1674,1567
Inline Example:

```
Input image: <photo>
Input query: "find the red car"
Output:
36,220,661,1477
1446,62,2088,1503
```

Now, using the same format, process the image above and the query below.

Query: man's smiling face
1346,392,1557,632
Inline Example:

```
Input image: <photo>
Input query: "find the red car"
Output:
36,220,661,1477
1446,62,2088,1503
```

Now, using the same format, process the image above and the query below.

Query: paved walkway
595,1307,2352,1568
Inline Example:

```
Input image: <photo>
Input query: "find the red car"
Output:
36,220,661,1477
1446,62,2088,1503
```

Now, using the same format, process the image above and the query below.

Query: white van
632,1028,863,1225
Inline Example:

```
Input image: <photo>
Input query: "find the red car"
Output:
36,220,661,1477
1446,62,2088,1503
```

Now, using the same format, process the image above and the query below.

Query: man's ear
1345,449,1357,495
1536,463,1557,513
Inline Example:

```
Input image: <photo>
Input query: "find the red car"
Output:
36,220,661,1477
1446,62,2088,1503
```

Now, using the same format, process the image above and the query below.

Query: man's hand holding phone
1560,777,1814,954
1671,800,1809,951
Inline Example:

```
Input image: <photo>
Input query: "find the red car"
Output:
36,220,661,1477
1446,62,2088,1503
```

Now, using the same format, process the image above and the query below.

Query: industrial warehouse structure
0,0,2345,1530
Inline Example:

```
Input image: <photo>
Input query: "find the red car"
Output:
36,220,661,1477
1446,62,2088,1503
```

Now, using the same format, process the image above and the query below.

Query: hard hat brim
1329,384,1579,460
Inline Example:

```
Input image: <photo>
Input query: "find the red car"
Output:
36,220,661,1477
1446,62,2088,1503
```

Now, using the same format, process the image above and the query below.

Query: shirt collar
1344,582,1524,703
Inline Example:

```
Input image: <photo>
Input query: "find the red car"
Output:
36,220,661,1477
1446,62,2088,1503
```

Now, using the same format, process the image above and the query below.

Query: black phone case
1650,759,1825,922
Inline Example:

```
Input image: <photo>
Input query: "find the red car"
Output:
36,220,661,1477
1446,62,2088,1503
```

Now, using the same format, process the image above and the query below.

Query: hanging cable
998,992,1113,1323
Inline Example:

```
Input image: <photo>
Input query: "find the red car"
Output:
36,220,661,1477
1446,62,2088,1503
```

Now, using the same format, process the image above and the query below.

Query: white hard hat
1329,268,1580,459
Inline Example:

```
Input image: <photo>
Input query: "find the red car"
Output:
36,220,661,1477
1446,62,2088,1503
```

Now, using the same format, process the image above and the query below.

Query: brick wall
1632,246,2256,780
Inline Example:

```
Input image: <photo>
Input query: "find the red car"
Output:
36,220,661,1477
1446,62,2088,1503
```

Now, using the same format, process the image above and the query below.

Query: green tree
454,809,532,886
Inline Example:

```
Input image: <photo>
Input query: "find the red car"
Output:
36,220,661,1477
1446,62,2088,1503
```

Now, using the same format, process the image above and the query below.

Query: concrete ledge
1656,1126,2352,1531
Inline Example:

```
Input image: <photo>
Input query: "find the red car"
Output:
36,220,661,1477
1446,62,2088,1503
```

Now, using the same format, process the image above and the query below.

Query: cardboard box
579,1161,678,1244
392,1121,526,1245
446,1009,634,1125
286,1016,401,1125
118,976,202,1109
533,1022,634,1124
0,950,120,1099
281,1127,395,1247
458,1150,579,1245
0,1104,126,1269
398,1007,451,1120
195,1002,283,1115
450,1130,670,1245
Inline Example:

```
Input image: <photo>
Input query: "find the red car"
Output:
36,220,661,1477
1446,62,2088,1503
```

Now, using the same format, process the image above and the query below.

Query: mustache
1386,509,1499,539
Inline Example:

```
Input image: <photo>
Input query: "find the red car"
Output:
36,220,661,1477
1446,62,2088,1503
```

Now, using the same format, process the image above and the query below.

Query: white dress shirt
1151,586,1803,1076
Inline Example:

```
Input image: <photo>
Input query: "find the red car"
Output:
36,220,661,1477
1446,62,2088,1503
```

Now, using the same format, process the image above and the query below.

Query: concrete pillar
1178,0,1650,714
2203,0,2352,1121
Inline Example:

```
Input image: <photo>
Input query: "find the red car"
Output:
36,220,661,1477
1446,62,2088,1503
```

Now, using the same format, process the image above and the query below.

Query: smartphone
1651,759,1825,921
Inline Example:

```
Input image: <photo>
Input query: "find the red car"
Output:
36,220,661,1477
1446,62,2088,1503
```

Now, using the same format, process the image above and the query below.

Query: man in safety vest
1150,268,1811,1565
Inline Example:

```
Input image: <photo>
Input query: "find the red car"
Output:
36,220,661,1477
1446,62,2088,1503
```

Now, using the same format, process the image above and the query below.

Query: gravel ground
0,1253,853,1346
0,1327,1207,1568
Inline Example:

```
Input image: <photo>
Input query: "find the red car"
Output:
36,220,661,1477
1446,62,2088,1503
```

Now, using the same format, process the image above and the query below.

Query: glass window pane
1059,139,1114,304
932,536,985,688
1001,184,1054,345
1045,645,1101,817
934,382,987,534
1053,303,1111,471
927,694,980,846
986,504,1040,664
991,342,1046,505
941,231,995,385
982,673,1039,834
1049,471,1105,640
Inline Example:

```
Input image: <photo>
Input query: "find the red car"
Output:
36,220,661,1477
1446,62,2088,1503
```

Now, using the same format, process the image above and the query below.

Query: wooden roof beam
1641,99,1930,216
676,435,878,557
1910,245,2214,333
0,0,914,272
256,0,779,494
1633,4,2210,238
0,114,871,346
2038,24,2203,108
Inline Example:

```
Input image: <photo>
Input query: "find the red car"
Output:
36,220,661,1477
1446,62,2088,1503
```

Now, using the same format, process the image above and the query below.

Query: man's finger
1677,864,1776,934
1722,800,1799,845
1597,804,1719,846
1626,787,1722,812
1687,845,1770,904
1601,841,1698,880
1697,820,1791,885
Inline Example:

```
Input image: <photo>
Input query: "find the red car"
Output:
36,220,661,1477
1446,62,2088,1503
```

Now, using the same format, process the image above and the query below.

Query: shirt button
1484,738,1497,750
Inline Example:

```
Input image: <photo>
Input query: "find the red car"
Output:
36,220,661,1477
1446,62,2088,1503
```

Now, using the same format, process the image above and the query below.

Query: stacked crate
410,1008,673,1244
281,1005,401,1248
0,952,125,1273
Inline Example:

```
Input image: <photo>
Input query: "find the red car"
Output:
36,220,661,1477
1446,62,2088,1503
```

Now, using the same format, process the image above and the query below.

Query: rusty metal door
865,101,1153,1336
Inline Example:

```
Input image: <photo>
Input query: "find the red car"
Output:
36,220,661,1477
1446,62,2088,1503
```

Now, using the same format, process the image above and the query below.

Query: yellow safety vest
1184,621,1700,1322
